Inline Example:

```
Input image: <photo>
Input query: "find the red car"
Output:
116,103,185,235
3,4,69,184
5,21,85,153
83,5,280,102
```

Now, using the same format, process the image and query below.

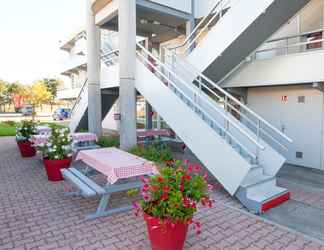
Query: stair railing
70,79,88,117
70,46,120,120
137,42,265,161
168,0,240,56
163,51,292,153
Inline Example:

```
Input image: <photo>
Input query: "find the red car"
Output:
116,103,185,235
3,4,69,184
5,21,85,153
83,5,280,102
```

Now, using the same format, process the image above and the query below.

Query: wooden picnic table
62,147,158,219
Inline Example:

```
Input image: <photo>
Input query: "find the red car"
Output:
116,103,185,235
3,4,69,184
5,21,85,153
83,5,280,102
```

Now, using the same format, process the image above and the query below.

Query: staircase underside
195,0,312,83
75,88,119,132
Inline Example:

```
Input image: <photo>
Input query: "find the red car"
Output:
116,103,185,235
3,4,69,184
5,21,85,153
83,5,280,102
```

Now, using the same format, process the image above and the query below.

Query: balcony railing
253,29,324,61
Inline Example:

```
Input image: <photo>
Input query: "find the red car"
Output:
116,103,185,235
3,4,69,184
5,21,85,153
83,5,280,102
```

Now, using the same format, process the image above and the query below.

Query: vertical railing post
256,119,261,163
224,96,228,112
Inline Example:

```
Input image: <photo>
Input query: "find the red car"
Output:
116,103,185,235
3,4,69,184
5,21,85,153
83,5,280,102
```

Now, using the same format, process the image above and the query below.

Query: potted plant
39,126,73,181
132,160,213,250
16,120,37,157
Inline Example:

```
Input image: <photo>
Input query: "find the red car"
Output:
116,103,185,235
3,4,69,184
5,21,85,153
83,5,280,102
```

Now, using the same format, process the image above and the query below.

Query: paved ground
1,137,324,250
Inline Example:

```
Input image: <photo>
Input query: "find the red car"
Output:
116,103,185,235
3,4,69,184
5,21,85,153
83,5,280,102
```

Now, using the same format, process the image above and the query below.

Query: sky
0,0,85,84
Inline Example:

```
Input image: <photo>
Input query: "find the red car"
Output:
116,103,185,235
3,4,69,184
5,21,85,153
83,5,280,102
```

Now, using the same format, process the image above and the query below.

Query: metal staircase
135,43,292,213
68,0,312,213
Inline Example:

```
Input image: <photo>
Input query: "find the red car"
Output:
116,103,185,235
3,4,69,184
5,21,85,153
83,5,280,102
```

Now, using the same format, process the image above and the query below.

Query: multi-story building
67,0,322,213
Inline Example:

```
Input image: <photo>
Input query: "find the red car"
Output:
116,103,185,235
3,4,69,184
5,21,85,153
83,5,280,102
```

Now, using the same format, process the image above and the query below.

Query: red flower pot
43,157,72,182
144,213,189,250
17,140,36,158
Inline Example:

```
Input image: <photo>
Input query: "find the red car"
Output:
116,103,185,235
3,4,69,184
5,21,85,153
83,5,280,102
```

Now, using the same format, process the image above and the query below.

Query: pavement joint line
218,200,324,246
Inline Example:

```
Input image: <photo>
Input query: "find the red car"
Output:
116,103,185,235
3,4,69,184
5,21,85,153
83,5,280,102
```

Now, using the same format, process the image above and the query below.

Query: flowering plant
133,160,213,234
16,120,37,141
39,126,73,160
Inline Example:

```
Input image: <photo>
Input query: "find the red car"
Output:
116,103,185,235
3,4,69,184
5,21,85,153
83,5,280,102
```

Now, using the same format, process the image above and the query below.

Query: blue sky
0,0,85,84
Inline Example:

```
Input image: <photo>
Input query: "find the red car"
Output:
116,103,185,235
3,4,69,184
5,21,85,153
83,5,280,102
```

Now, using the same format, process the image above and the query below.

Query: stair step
248,186,288,203
241,174,274,189
261,191,290,213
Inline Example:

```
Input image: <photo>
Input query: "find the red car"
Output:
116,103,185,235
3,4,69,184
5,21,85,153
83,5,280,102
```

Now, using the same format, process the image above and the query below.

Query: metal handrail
265,28,324,44
255,38,324,54
137,51,259,159
168,0,225,51
137,43,265,154
168,0,237,54
164,52,292,147
70,79,88,116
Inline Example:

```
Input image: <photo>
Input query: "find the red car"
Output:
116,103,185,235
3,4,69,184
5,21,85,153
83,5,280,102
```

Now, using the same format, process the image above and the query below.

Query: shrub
16,120,37,141
97,136,120,148
2,120,16,126
133,160,213,235
39,126,73,160
130,142,173,163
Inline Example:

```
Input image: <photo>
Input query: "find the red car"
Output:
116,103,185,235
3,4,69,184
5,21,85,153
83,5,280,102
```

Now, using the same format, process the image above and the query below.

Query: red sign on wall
281,95,288,103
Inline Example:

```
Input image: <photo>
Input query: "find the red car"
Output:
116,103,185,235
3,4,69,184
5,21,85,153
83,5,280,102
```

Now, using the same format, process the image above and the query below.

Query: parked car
21,106,34,116
52,108,71,121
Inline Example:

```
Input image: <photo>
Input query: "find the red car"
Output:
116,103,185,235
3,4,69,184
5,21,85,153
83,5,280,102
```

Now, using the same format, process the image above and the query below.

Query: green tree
0,80,7,112
29,81,52,110
43,78,62,110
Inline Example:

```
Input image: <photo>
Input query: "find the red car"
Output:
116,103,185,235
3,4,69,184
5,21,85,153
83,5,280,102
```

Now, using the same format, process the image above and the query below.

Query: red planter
43,157,72,182
144,213,189,250
17,140,36,158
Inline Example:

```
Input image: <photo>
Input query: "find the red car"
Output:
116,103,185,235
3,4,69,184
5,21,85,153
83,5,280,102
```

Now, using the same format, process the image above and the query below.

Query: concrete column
86,0,102,137
119,0,137,150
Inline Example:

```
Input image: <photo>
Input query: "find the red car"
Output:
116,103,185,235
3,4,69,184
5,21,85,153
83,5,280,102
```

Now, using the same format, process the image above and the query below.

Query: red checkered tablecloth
75,147,158,184
72,132,98,143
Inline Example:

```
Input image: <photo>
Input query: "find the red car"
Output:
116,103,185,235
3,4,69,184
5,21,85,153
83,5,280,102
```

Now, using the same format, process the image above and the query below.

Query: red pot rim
43,157,72,161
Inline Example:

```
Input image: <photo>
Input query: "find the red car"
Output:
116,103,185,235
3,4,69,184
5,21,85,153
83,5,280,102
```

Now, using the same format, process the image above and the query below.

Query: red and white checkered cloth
75,147,158,184
30,134,49,146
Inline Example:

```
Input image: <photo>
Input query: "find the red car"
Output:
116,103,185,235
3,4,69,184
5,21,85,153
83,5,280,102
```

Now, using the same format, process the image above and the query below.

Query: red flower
182,175,191,182
180,183,184,192
161,193,169,200
157,176,164,183
163,186,171,193
194,165,202,173
142,184,149,192
203,172,208,181
151,185,159,192
188,165,193,173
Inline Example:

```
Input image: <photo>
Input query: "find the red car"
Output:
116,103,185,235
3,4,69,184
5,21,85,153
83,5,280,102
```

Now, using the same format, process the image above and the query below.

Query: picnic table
137,129,172,144
61,148,158,219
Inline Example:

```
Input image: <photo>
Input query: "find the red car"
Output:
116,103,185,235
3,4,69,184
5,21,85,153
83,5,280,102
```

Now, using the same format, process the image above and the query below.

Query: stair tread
247,186,288,203
241,174,274,188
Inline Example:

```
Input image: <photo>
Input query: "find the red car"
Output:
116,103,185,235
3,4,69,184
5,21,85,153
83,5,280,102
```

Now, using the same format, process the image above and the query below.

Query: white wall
149,0,192,13
247,85,324,170
224,50,324,87
102,99,119,131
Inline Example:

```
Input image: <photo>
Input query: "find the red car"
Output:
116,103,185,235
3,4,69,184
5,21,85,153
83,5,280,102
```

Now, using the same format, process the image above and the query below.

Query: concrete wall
247,85,324,170
224,50,324,87
149,0,192,13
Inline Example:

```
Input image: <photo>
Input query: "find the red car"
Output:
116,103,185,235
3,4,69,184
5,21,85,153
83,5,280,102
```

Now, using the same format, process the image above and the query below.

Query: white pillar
86,0,102,137
119,0,137,150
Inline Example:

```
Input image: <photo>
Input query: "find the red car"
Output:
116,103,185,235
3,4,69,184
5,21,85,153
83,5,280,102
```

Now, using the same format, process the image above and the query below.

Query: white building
65,0,322,213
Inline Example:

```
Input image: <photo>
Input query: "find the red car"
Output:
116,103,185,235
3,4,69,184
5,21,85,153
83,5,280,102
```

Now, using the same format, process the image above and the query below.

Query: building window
298,96,305,103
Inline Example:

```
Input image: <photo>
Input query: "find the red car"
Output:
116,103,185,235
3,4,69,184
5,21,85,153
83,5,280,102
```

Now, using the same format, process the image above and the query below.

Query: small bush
130,142,173,163
2,120,16,126
97,136,120,148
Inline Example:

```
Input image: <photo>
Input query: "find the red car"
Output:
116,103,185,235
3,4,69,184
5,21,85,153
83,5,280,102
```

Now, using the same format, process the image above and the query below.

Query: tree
43,78,62,110
0,80,7,112
29,81,52,110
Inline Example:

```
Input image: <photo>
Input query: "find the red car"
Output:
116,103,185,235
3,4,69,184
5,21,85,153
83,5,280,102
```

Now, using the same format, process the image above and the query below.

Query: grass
0,122,17,136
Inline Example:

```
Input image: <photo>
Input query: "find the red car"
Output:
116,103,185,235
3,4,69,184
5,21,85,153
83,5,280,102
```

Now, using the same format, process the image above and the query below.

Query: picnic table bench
61,147,158,219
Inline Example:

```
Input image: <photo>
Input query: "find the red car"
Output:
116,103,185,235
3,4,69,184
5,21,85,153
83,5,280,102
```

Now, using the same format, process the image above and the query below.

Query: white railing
168,0,240,56
70,79,88,117
253,29,324,60
137,43,267,161
163,51,292,153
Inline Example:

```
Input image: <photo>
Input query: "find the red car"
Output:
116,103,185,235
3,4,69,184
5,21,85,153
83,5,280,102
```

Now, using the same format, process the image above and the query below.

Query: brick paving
1,137,324,250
